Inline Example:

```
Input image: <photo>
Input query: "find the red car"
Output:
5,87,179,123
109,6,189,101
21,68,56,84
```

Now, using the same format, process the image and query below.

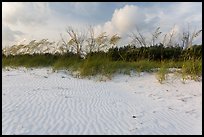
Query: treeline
107,44,202,62
3,44,202,62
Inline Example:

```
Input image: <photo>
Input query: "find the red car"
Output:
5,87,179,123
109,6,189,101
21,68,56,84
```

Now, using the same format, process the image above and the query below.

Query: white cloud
2,2,63,46
2,2,58,47
2,24,24,47
2,2,51,26
2,2,202,48
112,5,145,33
2,2,99,47
94,5,147,37
94,3,202,46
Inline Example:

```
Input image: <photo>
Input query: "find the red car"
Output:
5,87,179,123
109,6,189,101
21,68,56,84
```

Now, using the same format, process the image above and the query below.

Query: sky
2,2,202,47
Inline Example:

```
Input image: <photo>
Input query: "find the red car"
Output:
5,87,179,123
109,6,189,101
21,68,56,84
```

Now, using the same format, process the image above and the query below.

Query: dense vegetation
108,44,202,61
2,44,202,82
2,25,202,82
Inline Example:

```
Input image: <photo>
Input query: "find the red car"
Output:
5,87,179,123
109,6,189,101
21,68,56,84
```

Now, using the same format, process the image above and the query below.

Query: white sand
2,68,202,135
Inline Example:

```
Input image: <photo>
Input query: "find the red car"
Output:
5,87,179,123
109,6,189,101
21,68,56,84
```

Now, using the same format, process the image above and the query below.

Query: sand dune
2,68,202,135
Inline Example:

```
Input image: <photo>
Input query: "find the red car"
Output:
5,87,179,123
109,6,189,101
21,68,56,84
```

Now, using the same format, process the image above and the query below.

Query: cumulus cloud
112,5,145,33
94,5,146,37
2,2,100,47
2,2,56,47
2,2,51,26
2,2,202,48
94,2,202,46
2,24,24,47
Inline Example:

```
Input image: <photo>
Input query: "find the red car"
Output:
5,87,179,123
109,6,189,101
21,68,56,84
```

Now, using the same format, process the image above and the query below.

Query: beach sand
2,68,202,135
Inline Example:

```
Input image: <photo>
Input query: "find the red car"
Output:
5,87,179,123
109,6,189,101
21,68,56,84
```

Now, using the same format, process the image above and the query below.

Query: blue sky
48,2,170,24
2,2,202,47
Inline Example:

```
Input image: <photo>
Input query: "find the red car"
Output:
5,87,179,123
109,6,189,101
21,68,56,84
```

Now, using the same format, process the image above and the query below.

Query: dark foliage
108,44,201,62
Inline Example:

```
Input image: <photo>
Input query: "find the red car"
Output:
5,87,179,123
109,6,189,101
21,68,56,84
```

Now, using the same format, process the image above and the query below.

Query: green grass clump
53,56,82,71
156,63,168,84
181,59,202,82
2,53,202,83
80,54,111,77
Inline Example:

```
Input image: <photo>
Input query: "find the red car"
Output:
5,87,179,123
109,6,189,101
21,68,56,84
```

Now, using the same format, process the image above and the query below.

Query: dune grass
181,59,202,82
156,63,168,84
2,54,202,82
2,54,56,68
